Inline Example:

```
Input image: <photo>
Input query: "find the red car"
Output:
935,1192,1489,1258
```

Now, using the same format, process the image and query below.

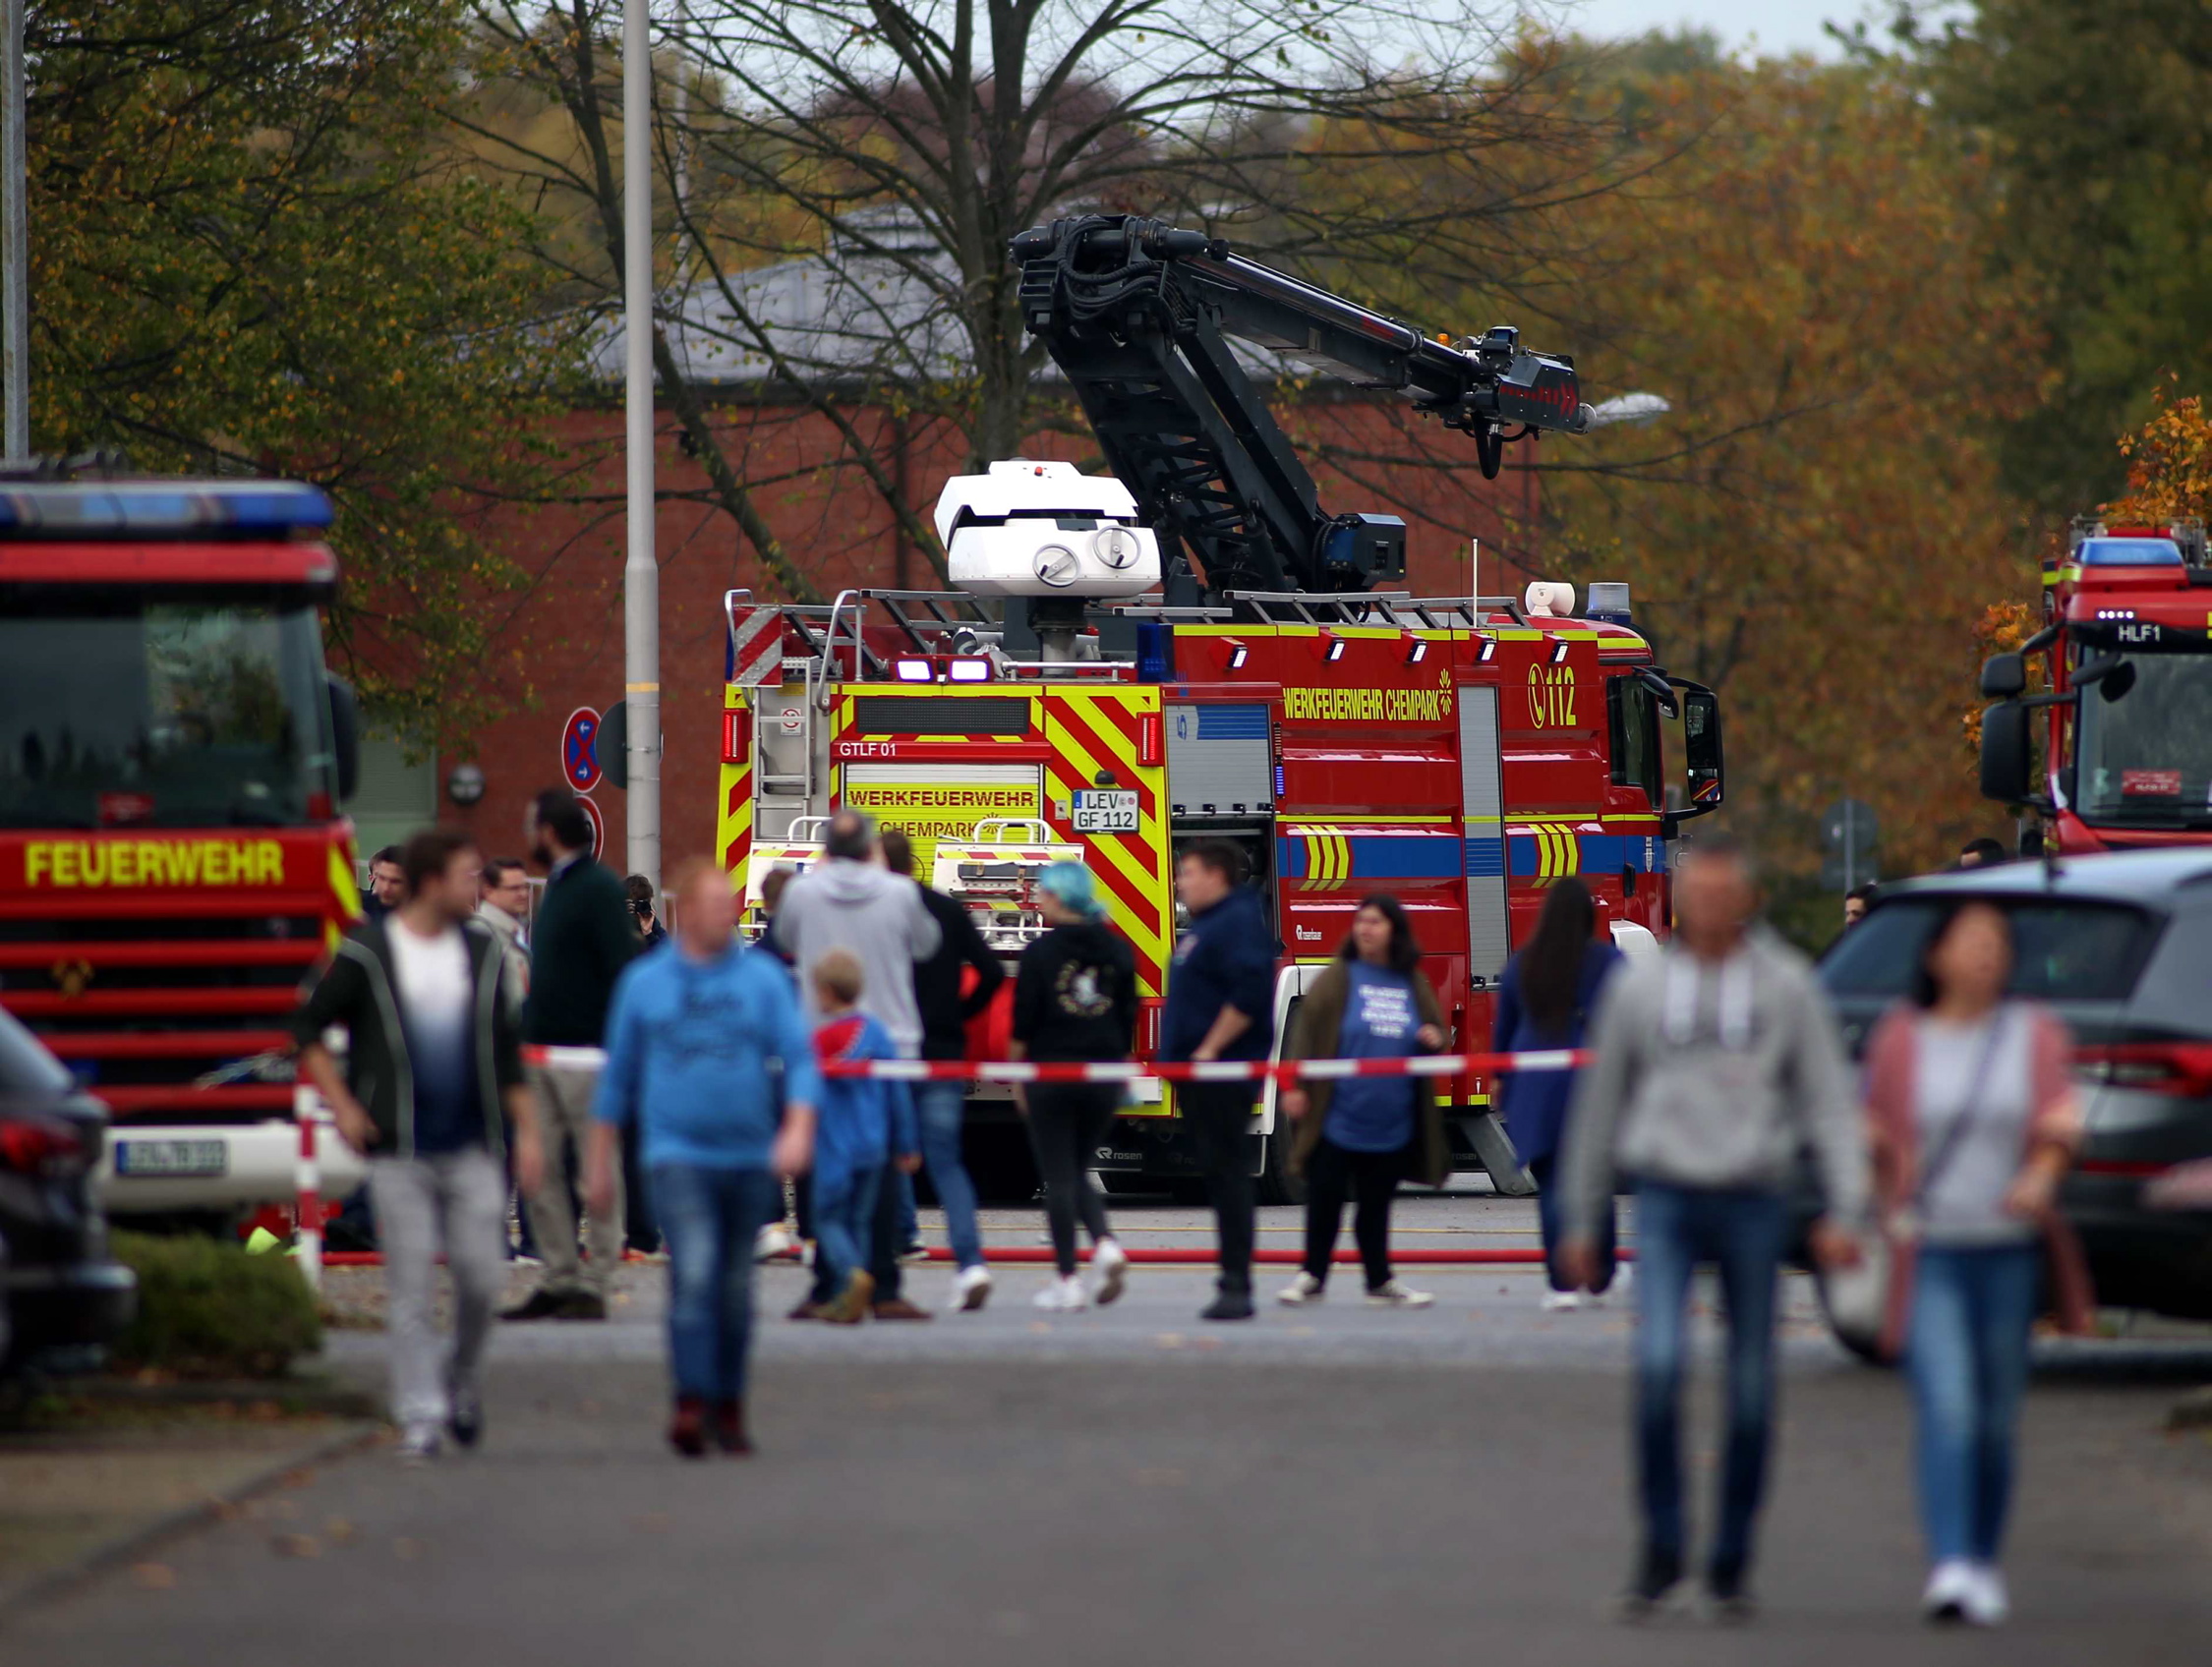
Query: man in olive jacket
506,787,643,1320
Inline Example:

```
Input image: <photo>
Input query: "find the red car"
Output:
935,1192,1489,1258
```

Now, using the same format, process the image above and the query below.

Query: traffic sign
576,793,606,862
561,707,603,793
1820,797,1879,891
601,700,627,791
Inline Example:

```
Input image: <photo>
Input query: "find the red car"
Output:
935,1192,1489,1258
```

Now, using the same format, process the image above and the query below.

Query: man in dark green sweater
504,787,643,1321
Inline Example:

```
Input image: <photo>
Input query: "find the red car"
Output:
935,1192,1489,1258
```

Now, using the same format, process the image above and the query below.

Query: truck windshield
2075,649,2212,829
0,593,333,830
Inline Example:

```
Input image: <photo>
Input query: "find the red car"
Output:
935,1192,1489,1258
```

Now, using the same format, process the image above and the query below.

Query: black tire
965,1129,1038,1205
1257,1121,1307,1207
1813,1266,1895,1367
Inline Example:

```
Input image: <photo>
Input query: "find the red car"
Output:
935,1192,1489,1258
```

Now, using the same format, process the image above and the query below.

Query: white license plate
1071,789,1138,833
114,1138,229,1178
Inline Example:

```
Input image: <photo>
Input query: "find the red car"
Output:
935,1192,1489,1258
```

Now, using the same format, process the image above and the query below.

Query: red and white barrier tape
523,1043,1587,1084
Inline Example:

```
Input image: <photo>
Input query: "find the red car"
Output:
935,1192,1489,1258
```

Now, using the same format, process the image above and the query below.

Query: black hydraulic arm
1012,214,1590,597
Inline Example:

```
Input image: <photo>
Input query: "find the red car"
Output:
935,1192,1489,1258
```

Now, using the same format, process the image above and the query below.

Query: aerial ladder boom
1011,214,1591,599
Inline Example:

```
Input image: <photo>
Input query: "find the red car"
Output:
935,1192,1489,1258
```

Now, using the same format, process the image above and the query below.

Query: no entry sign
561,707,603,793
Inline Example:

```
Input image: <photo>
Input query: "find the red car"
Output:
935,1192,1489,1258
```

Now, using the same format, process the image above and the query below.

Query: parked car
1,1007,136,1375
1813,848,2212,1357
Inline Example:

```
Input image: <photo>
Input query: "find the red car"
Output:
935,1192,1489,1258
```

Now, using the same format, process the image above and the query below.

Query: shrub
109,1232,321,1379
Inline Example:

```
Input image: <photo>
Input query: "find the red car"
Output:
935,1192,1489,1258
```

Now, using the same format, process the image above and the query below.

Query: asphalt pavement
15,1191,2212,1665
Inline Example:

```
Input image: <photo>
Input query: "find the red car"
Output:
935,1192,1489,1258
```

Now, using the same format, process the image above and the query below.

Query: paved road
17,1195,2212,1665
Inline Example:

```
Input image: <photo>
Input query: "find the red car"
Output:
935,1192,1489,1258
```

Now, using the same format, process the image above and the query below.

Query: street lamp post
622,0,660,891
2,0,28,461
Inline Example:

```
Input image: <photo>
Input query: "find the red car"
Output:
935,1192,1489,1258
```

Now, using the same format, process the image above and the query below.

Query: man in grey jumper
771,809,942,1046
1559,835,1864,1619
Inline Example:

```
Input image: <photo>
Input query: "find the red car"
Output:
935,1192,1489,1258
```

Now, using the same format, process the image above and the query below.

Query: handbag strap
1914,1006,2013,1206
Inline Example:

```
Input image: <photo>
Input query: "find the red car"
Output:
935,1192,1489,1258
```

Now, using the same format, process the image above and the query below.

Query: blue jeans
1633,1181,1789,1579
913,1080,985,1270
1908,1243,2040,1564
814,1163,881,1293
650,1165,781,1403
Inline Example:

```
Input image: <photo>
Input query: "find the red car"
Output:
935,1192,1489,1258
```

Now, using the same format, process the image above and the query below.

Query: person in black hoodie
1011,862,1135,1312
881,831,1003,1311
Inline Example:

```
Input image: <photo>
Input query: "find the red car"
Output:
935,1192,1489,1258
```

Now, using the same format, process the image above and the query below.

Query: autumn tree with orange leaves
2108,387,2212,526
1515,46,2043,880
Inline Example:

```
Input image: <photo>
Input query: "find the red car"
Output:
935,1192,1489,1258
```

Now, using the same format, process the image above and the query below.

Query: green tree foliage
28,1,574,748
1892,0,2212,517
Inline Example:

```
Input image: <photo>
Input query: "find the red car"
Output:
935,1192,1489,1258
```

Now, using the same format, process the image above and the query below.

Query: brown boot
668,1396,709,1459
820,1269,875,1325
712,1399,752,1457
871,1297,933,1322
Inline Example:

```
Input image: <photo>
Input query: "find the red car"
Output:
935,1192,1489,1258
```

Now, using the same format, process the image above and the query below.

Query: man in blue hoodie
1161,839,1278,1321
586,858,821,1459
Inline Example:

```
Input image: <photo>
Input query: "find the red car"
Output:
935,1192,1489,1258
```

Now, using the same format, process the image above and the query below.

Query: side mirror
1978,700,2031,804
1667,678,1724,822
326,675,361,802
1979,652,2026,699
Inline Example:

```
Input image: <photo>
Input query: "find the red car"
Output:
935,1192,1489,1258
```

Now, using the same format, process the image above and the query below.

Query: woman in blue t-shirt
1277,894,1451,1308
1492,877,1624,1310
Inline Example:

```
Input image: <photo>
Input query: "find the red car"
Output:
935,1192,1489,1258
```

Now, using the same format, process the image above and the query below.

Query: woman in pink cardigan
1862,898,2092,1629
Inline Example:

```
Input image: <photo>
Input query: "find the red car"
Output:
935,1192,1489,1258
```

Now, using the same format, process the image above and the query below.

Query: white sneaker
1032,1275,1087,1312
1090,1239,1129,1306
397,1425,442,1466
1277,1272,1325,1306
1366,1279,1434,1308
1963,1564,2008,1627
1541,1289,1584,1312
954,1264,993,1312
753,1222,796,1263
1922,1559,1977,1624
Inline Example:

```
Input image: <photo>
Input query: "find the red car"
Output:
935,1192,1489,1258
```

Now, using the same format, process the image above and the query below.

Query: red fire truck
0,477,367,1223
714,218,1725,1196
1980,517,2212,851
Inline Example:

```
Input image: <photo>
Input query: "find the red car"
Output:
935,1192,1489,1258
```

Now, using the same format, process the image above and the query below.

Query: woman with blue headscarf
1010,861,1137,1311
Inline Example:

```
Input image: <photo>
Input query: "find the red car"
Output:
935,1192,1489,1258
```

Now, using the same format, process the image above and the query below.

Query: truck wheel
1258,1125,1307,1207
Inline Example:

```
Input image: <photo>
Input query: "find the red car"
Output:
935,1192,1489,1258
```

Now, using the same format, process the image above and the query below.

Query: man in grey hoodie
1559,834,1864,1620
772,808,942,1317
771,809,943,1042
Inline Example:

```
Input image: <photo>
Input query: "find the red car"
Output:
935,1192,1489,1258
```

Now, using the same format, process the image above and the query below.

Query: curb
2168,1385,2212,1431
0,1419,383,1626
57,1373,381,1420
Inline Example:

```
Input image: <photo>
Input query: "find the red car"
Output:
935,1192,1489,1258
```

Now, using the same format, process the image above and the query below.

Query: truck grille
0,901,326,1124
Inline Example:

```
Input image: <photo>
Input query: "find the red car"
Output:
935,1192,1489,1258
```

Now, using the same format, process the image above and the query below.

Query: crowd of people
292,803,2090,1629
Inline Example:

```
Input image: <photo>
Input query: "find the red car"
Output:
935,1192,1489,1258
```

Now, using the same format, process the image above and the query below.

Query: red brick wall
422,395,1534,879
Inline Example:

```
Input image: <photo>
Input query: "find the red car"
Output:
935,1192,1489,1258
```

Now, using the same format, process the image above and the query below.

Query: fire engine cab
716,219,1725,1195
1981,517,2212,852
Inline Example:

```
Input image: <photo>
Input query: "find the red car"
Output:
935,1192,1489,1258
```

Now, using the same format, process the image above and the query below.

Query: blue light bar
2077,537,2183,567
0,480,334,540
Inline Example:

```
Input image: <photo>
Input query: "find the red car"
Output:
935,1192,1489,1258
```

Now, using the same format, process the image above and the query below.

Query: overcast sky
1562,0,1867,56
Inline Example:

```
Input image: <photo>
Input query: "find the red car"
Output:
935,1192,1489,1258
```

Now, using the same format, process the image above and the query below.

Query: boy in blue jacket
808,948,919,1324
